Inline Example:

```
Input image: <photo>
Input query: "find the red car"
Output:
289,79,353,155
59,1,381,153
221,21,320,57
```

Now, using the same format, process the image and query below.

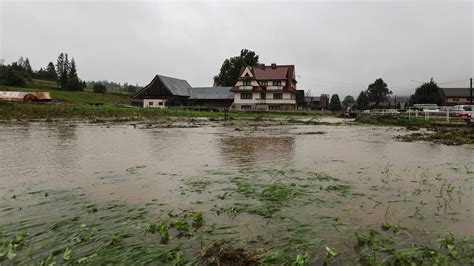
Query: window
158,102,163,106
453,98,459,102
260,93,266,100
243,81,251,86
269,105,281,110
273,93,283,99
260,81,268,86
241,105,252,110
273,81,282,86
149,101,154,106
240,93,253,99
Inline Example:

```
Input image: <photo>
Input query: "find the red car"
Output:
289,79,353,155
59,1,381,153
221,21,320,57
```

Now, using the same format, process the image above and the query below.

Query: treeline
86,80,142,94
0,53,85,91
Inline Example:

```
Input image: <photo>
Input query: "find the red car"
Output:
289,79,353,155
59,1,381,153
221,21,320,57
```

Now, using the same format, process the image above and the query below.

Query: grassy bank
0,84,131,105
0,102,331,122
355,114,467,128
396,128,474,145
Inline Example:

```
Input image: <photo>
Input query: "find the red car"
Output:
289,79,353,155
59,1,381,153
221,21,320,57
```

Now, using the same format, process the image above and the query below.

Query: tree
65,58,82,91
46,62,58,81
17,57,25,70
56,53,67,88
0,66,26,87
408,78,443,105
342,95,355,107
366,78,392,107
93,83,107,93
23,58,33,78
329,94,342,111
355,91,369,109
214,49,259,86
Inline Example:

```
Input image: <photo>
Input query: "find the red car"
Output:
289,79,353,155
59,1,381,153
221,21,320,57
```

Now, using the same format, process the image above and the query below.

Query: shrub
93,83,107,94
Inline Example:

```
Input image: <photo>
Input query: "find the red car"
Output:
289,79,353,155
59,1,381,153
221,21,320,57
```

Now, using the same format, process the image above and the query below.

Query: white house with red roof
231,63,298,110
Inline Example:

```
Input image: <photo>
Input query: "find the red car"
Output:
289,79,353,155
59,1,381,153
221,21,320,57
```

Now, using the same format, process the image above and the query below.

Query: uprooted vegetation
396,128,474,145
2,165,474,264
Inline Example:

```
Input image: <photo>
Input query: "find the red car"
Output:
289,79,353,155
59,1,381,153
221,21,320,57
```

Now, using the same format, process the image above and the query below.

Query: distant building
304,95,329,110
440,88,473,106
131,75,233,109
296,90,306,110
187,87,234,108
231,64,297,111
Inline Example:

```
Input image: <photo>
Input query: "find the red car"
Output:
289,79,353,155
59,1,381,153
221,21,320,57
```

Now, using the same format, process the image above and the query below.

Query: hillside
0,79,132,105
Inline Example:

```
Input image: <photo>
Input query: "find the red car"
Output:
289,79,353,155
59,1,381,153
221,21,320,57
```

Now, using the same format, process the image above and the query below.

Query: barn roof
189,87,233,100
440,88,472,98
158,75,192,97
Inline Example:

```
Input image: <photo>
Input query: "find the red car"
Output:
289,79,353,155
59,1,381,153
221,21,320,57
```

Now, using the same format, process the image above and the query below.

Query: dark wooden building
131,75,233,109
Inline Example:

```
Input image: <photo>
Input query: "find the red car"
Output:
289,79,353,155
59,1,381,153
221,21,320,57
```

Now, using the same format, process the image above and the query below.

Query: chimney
271,63,277,69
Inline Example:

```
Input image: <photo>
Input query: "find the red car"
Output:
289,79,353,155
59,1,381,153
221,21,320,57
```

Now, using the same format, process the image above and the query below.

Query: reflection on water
219,136,295,167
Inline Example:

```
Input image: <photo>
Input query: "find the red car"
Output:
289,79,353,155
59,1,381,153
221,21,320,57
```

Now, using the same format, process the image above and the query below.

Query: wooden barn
131,75,233,109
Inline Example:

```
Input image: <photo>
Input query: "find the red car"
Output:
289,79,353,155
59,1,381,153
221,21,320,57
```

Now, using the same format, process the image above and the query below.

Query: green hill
0,79,132,105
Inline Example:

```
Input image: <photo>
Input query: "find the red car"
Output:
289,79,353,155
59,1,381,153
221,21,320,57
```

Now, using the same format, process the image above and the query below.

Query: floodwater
0,121,473,263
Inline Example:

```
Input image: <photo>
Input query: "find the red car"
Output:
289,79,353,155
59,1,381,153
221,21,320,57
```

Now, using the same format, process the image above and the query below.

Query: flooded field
1,121,473,264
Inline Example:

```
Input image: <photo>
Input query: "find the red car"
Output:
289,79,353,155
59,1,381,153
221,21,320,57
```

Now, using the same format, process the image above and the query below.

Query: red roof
236,64,297,92
253,66,288,80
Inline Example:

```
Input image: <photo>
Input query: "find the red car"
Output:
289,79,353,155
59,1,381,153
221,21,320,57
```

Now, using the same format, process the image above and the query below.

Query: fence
364,109,473,124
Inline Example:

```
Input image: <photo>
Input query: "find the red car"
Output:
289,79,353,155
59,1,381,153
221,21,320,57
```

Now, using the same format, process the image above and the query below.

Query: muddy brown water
0,121,473,261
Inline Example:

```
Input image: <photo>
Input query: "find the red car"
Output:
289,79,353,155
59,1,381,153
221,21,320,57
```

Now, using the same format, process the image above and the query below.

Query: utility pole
470,77,472,105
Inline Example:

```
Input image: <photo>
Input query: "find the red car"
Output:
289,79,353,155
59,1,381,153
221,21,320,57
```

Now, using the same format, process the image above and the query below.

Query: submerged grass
0,102,332,122
355,114,467,128
396,128,474,145
2,165,473,264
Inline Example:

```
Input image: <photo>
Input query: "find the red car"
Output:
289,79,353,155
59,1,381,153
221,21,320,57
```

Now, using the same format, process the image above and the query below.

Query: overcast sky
1,0,472,96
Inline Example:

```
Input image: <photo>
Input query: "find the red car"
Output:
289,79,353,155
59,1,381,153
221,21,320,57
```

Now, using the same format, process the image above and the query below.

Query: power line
438,78,470,85
411,78,470,85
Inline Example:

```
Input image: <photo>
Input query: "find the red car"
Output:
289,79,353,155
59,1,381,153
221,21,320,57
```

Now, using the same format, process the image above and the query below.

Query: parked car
412,104,439,112
452,105,473,117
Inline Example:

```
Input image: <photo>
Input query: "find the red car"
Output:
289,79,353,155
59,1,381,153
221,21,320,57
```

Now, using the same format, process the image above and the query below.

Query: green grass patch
0,84,131,105
396,129,474,145
355,114,459,128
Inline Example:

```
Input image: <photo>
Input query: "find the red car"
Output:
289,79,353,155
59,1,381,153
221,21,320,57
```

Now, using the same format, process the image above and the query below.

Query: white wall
234,92,296,105
143,99,166,108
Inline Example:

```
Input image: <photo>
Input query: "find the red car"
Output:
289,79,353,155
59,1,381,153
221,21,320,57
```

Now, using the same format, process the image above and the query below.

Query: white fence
364,109,473,123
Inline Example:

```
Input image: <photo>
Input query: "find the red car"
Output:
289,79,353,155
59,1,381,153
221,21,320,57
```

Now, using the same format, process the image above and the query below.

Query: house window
243,81,251,86
273,81,282,86
261,93,266,100
452,98,459,101
273,93,283,99
241,105,252,110
260,81,268,86
269,105,281,110
149,101,154,106
240,93,253,99
159,102,163,106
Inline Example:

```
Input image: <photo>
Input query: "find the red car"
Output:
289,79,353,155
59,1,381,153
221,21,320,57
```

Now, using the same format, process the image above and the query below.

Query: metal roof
440,88,472,98
158,75,192,97
189,87,233,100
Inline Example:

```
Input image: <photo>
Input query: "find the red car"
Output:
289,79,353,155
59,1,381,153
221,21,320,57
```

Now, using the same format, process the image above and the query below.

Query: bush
66,77,84,91
93,83,107,94
0,67,26,87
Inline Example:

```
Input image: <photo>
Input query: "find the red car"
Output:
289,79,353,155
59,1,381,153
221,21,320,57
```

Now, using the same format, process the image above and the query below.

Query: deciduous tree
342,95,355,107
214,49,259,86
366,78,392,107
408,78,443,105
329,94,342,111
355,91,369,109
